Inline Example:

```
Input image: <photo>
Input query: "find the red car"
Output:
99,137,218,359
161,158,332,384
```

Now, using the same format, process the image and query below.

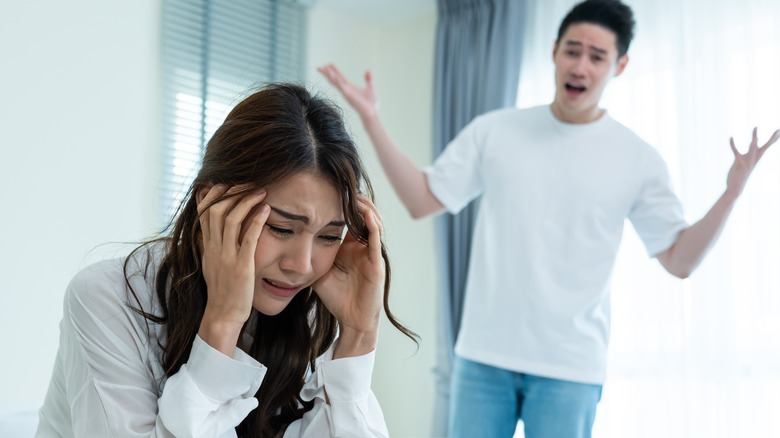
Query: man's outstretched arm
656,128,779,278
318,64,445,219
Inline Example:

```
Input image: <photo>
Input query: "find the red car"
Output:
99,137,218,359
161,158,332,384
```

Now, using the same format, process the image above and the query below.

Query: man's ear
614,54,629,77
552,40,559,61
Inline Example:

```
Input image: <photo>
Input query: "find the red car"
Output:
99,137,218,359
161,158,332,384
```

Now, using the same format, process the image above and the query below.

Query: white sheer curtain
516,0,780,437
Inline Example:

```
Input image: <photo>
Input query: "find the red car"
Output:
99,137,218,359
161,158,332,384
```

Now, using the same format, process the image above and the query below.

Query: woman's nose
279,239,314,276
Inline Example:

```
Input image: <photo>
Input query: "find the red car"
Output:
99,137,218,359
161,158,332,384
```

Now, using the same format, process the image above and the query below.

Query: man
319,0,779,436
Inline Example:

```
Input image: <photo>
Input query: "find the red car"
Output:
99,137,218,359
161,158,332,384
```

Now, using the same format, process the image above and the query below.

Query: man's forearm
658,190,739,278
361,114,445,219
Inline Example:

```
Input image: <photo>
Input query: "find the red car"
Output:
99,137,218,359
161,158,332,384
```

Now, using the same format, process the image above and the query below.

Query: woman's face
251,171,345,316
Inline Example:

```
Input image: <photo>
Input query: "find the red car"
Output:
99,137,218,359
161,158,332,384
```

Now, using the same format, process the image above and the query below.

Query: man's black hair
557,0,636,58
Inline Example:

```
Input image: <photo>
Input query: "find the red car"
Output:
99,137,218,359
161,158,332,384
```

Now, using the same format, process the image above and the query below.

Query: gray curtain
432,0,526,435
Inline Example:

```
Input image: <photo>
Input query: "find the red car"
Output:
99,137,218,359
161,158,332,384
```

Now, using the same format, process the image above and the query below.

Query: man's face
552,22,628,124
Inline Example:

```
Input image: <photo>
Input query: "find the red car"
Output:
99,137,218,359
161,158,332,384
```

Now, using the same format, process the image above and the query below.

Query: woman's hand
197,184,271,358
313,195,385,358
317,64,379,124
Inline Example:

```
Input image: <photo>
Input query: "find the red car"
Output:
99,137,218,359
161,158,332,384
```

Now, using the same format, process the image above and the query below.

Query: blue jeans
449,356,602,438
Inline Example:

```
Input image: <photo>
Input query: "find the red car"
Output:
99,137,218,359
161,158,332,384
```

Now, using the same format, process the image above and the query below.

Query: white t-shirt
37,244,388,437
424,105,688,384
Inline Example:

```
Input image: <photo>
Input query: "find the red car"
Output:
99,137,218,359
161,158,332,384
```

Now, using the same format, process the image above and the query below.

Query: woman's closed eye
267,224,293,237
319,234,342,244
266,224,342,244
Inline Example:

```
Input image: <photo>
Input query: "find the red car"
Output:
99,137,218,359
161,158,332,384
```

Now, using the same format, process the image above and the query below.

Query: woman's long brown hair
124,83,417,437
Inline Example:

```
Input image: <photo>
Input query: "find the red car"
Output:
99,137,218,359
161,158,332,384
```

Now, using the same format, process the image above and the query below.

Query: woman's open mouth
262,278,303,298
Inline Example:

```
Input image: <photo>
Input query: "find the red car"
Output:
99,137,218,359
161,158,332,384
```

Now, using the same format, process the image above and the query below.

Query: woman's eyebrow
268,205,346,227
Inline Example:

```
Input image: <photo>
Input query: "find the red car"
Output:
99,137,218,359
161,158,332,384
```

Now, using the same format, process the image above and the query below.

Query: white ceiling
313,0,437,26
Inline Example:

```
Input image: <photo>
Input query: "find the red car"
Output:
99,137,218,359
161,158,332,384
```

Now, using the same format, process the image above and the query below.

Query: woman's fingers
206,185,248,248
238,204,271,266
354,194,384,266
356,194,384,239
198,184,267,253
222,189,267,256
365,208,383,264
197,184,229,243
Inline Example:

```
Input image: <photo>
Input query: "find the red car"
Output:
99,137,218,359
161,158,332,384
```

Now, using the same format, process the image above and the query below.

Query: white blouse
36,246,388,437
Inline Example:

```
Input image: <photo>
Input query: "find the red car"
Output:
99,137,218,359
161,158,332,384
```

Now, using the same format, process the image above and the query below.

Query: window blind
159,0,307,225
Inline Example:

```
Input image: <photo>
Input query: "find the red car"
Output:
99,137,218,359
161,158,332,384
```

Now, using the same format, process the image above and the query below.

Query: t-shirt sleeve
628,150,689,257
424,116,485,214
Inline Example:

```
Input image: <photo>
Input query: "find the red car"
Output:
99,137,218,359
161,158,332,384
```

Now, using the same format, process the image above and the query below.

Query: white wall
307,8,438,437
0,0,161,407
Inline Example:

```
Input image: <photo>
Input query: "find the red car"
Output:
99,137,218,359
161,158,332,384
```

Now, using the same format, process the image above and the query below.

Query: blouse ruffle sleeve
157,336,265,437
39,260,266,438
286,342,388,437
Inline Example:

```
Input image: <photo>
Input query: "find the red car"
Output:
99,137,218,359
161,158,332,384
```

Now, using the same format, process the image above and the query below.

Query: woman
36,83,416,437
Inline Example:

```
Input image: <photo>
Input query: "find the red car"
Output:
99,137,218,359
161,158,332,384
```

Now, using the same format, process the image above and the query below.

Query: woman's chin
252,297,292,316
